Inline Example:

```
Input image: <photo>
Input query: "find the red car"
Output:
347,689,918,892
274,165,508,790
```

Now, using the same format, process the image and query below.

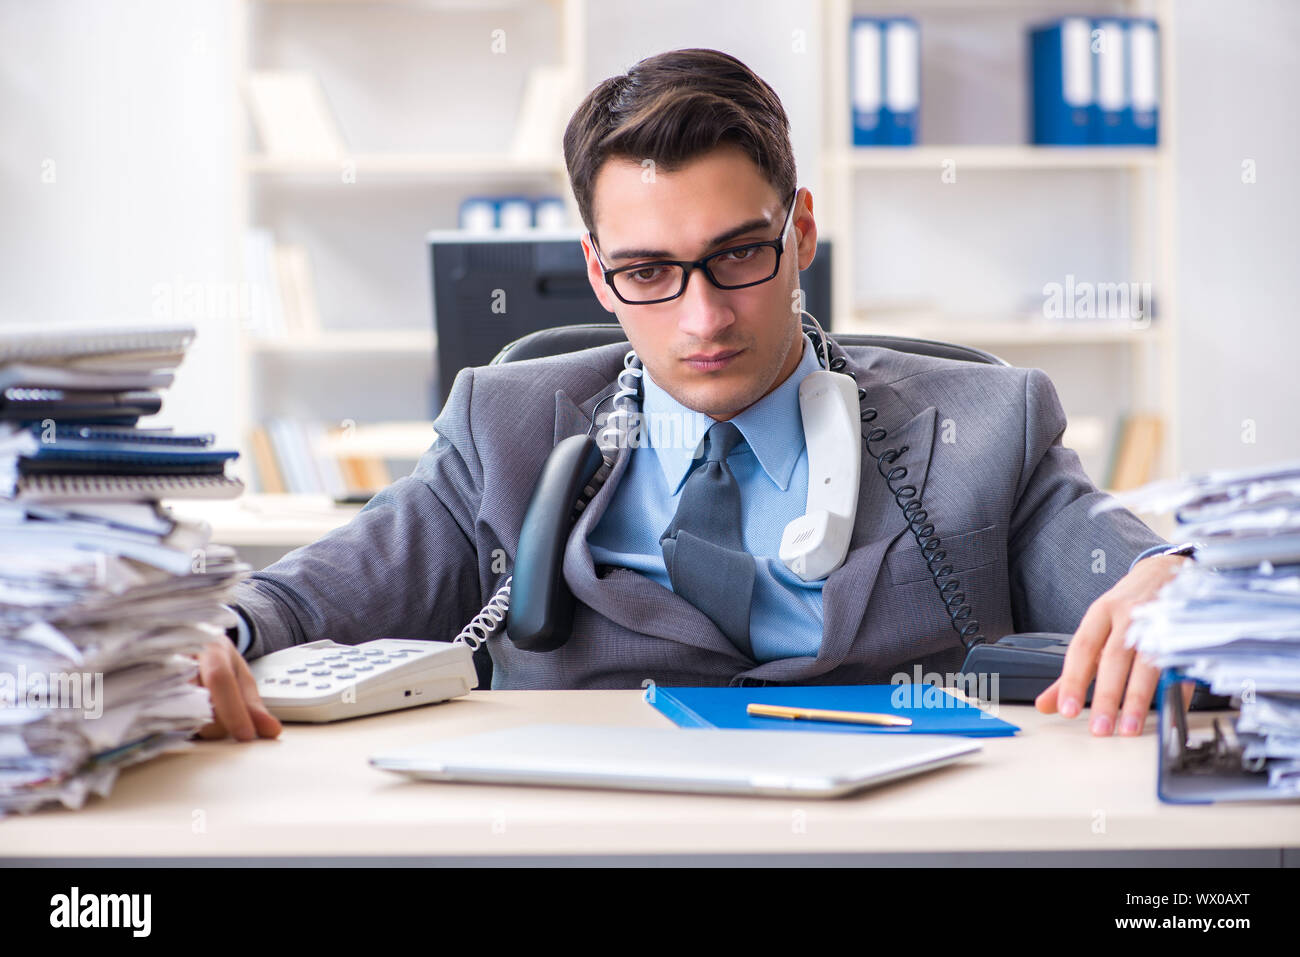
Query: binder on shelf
850,17,883,146
1029,17,1093,145
1127,18,1160,145
881,18,919,146
1091,18,1129,144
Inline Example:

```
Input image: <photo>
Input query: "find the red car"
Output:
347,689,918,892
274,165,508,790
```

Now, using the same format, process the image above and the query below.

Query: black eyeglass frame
589,189,799,306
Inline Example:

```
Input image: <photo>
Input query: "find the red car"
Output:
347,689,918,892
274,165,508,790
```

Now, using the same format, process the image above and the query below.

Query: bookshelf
820,0,1179,490
221,0,1177,550
229,0,587,503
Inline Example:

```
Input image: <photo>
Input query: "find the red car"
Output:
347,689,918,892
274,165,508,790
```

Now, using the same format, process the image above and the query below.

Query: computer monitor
428,230,833,409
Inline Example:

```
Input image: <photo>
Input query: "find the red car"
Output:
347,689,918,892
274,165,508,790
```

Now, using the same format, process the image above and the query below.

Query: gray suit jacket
233,341,1166,688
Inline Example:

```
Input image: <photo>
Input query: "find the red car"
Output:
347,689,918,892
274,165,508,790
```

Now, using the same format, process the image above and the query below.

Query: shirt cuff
224,605,254,656
1128,542,1197,575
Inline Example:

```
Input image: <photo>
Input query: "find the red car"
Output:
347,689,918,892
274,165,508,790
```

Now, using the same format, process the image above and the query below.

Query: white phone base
248,638,479,723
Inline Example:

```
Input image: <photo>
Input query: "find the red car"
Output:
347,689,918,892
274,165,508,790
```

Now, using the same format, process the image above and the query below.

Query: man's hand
1035,552,1191,736
194,634,282,742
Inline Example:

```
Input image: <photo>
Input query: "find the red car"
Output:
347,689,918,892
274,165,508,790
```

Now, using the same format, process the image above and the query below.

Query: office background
1,0,1296,553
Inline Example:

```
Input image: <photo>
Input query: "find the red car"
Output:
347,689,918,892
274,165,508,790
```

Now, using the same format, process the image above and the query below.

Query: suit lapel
554,377,752,664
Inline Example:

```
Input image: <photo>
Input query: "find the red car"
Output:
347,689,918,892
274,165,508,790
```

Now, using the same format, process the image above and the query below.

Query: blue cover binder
1126,17,1160,145
850,17,884,146
1091,17,1129,144
1155,668,1296,804
1030,17,1093,145
644,684,1019,738
880,17,919,146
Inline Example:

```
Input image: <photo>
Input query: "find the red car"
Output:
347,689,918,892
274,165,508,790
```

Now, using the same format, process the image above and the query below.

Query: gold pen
746,703,912,728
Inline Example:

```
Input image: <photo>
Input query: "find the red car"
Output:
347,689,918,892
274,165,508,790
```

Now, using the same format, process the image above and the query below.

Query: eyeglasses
589,189,798,305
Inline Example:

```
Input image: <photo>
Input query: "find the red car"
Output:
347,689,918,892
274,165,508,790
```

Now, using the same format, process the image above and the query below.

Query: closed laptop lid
370,723,981,798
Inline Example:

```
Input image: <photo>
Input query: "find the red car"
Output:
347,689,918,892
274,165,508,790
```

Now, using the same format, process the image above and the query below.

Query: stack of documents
0,323,250,814
1095,461,1300,795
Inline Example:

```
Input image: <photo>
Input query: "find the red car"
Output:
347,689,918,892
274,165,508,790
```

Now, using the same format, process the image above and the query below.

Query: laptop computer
370,723,981,798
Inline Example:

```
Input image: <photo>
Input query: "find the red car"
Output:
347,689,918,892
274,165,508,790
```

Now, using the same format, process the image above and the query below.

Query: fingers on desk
1053,599,1110,720
197,641,281,741
1089,605,1139,735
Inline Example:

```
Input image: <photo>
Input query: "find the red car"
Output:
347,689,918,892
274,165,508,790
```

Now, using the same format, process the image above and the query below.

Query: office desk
3,692,1298,866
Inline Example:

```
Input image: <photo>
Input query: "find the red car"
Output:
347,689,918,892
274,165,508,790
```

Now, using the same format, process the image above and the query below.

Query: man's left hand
1035,552,1190,736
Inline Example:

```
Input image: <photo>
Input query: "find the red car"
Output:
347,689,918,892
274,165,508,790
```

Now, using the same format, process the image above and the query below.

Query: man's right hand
194,634,282,742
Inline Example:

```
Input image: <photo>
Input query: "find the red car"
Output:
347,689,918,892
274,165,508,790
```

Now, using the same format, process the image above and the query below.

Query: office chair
465,323,1008,689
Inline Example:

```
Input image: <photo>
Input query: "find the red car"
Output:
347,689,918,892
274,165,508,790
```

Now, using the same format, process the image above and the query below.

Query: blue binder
644,684,1020,738
1126,17,1160,145
1155,668,1297,804
880,17,919,146
1091,17,1130,144
1030,17,1093,145
850,17,884,146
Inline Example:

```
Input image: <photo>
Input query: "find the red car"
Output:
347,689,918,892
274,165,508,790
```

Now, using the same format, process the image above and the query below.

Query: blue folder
850,17,884,146
645,684,1019,738
1030,18,1093,145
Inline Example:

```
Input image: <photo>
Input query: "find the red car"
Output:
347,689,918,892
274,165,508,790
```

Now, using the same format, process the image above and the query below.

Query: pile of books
1097,461,1300,797
0,323,249,815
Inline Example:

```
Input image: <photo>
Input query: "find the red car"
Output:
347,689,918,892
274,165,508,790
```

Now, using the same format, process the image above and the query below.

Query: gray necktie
659,421,756,658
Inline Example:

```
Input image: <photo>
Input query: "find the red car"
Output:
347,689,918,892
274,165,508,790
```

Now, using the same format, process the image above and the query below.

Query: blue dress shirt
588,334,826,662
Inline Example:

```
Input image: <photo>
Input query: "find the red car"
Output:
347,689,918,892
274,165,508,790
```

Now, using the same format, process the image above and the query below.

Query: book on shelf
245,70,347,160
243,231,323,339
1106,413,1163,491
251,419,424,496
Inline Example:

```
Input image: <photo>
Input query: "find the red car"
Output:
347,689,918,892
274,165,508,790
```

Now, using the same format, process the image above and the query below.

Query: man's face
581,145,817,421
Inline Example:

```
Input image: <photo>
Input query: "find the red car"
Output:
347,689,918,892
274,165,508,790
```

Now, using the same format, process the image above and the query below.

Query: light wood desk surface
4,692,1298,865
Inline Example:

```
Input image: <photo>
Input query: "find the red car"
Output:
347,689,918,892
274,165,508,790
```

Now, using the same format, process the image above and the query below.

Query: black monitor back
429,231,832,409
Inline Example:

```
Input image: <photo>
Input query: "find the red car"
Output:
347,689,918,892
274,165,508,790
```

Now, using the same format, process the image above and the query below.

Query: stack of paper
1095,461,1300,795
0,324,250,815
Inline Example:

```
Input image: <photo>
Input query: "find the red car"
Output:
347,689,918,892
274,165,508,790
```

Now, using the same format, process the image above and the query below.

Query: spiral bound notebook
645,684,1020,737
15,473,245,502
0,323,195,363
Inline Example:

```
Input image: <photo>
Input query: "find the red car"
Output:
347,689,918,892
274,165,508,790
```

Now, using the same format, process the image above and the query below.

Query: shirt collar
640,333,820,495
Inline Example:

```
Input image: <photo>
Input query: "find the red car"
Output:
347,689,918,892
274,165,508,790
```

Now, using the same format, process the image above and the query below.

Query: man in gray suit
199,49,1188,744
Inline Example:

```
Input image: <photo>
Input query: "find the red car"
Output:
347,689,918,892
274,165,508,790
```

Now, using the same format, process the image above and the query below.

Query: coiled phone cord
803,321,986,651
454,354,642,651
457,318,985,654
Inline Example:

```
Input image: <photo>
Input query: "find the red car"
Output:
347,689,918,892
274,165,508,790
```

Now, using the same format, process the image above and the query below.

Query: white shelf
318,420,437,458
247,330,435,353
843,317,1166,346
828,145,1167,171
245,152,566,178
175,493,363,548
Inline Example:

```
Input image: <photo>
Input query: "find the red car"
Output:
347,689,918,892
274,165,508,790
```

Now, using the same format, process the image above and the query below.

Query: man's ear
580,234,618,314
793,189,818,272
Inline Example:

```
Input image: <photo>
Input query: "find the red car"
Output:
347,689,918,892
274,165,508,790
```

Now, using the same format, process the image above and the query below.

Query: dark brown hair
562,48,797,239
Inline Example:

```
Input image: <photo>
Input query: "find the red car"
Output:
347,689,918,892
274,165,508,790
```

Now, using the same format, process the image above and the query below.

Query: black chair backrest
491,322,1008,367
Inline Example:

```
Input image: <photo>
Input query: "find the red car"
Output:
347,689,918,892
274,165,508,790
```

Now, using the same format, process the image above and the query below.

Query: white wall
1172,0,1300,472
0,0,240,449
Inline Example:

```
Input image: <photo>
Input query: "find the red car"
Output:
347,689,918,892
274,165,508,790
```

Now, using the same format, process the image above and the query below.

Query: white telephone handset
779,369,862,581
